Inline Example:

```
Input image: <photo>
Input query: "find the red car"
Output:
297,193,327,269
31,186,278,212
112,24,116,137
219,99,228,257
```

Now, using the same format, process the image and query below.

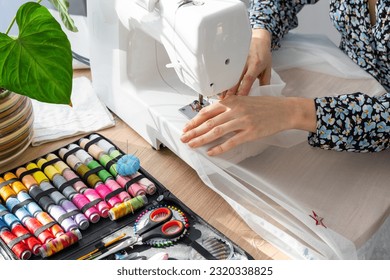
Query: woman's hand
181,95,317,156
221,29,273,99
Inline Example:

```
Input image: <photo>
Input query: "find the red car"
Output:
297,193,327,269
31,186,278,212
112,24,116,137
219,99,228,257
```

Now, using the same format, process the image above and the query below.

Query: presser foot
179,98,210,119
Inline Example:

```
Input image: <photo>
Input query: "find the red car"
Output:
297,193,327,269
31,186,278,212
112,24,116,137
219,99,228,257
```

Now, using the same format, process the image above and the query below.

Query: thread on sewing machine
108,195,148,221
39,229,82,258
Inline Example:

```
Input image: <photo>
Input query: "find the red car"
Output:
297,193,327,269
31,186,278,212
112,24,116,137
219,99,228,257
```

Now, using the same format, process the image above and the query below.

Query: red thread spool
0,230,31,260
11,223,41,255
24,217,54,244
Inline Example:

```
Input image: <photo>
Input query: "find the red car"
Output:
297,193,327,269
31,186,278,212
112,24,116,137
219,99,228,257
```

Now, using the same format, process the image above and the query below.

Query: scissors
94,207,185,260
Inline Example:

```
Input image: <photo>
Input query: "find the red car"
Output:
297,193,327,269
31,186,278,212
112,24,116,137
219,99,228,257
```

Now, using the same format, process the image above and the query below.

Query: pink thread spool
71,193,100,223
94,183,121,208
130,172,156,195
116,175,146,197
83,189,109,218
105,179,131,202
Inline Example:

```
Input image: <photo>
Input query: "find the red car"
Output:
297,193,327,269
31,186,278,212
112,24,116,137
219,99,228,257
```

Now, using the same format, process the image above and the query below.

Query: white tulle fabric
187,33,390,259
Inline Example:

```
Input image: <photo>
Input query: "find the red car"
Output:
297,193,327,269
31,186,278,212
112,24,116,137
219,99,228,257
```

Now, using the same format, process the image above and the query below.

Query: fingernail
180,134,188,143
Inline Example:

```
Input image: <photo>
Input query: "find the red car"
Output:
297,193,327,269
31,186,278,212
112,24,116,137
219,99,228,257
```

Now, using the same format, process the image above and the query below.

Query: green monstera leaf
48,0,78,32
0,2,72,104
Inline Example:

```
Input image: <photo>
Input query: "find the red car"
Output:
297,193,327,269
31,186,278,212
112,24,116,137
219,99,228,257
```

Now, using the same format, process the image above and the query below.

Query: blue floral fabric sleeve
308,93,390,152
249,0,319,49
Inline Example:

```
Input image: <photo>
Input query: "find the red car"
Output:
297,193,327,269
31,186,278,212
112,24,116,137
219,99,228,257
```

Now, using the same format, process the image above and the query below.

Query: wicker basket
0,89,34,166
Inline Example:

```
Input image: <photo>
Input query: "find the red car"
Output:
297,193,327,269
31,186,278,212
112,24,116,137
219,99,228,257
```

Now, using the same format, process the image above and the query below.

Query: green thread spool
99,154,117,176
109,150,122,161
87,160,112,182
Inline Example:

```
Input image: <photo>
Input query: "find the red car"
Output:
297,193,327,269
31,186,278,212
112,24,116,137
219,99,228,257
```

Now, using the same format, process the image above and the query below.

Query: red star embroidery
309,211,327,228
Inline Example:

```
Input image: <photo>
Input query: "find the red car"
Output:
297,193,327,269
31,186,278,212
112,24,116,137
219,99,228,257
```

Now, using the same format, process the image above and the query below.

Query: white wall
295,0,341,45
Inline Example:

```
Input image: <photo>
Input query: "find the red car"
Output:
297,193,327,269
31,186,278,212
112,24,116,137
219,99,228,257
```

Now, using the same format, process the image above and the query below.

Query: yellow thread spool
46,154,69,174
37,158,59,181
3,172,28,194
76,164,101,187
0,177,17,201
26,163,48,184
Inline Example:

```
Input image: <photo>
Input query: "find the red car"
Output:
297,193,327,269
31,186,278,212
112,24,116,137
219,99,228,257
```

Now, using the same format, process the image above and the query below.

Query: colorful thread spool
11,223,41,255
0,177,17,201
79,138,118,176
24,216,55,244
2,172,28,194
39,229,82,258
5,197,31,223
17,191,42,217
89,134,119,158
0,219,31,260
72,145,130,202
0,204,20,228
35,212,64,237
128,172,156,195
71,194,100,223
83,189,109,218
94,183,121,207
108,195,148,221
115,175,145,197
46,153,87,193
15,167,39,190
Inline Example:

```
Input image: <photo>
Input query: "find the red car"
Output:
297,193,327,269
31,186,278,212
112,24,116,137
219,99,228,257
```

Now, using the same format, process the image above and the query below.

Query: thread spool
83,189,109,218
86,160,112,182
94,183,121,207
71,194,100,223
108,195,148,221
26,163,48,185
79,138,118,176
24,216,54,244
36,158,59,181
39,229,82,258
51,174,77,199
11,223,41,255
29,187,55,211
129,172,156,195
69,144,92,165
5,197,31,223
61,200,89,230
62,169,87,193
89,134,117,156
0,204,20,228
35,212,64,237
47,205,78,232
76,164,101,187
3,173,28,194
0,177,17,201
104,179,130,202
16,168,39,190
0,227,32,260
115,175,145,197
46,153,69,174
17,191,42,217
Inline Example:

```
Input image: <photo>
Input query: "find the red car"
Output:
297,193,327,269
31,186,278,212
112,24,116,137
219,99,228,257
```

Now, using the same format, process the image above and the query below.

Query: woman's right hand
221,28,273,98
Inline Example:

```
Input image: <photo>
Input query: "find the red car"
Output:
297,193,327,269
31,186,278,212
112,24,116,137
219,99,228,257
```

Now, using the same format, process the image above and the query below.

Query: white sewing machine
87,0,251,156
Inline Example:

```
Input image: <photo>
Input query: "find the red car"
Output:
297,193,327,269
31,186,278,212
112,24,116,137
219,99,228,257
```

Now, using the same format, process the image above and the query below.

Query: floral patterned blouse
249,0,390,152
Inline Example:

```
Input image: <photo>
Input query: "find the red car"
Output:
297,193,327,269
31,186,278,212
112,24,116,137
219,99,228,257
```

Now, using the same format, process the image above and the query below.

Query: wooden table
0,71,288,260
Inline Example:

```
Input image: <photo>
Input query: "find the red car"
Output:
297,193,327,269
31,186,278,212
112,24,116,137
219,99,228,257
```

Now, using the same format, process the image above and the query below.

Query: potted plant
0,0,76,165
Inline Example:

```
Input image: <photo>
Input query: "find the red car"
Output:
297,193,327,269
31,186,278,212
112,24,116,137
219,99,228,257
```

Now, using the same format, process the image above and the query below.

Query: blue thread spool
5,197,31,223
17,192,42,217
